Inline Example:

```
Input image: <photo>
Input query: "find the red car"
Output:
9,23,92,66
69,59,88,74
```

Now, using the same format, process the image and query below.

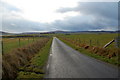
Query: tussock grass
17,38,52,79
17,71,44,79
2,38,49,80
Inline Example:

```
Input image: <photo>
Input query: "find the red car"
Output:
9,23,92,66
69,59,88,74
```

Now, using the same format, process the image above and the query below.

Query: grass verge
17,38,53,79
58,38,119,66
2,38,49,79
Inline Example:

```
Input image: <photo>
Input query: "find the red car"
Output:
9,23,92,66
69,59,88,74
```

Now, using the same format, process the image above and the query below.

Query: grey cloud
1,1,49,33
1,2,118,33
56,8,74,13
52,15,117,31
2,19,49,32
55,2,118,31
57,2,118,20
1,1,21,12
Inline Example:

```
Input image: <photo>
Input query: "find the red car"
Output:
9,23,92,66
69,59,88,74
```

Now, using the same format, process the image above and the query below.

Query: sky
0,0,119,33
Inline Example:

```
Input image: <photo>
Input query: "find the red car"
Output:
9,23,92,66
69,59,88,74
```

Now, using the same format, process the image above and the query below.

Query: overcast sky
0,0,119,33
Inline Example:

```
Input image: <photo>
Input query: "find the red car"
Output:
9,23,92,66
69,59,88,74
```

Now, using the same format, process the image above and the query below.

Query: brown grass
60,37,119,59
2,38,49,79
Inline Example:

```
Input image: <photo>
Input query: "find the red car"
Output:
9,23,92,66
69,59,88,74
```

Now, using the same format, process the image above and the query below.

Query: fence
115,36,120,48
2,37,38,54
61,36,120,48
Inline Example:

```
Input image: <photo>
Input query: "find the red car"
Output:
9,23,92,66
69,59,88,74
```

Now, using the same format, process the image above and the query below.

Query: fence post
103,39,115,48
33,37,34,42
79,38,80,43
2,40,4,54
115,37,119,48
28,37,29,43
97,40,99,46
89,40,92,46
19,38,20,47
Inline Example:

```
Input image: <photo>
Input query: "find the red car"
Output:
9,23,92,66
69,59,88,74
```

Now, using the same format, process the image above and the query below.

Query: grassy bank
2,38,50,79
17,38,53,79
58,37,119,66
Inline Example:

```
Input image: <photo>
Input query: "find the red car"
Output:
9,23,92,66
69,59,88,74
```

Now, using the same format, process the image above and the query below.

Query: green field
58,33,120,65
2,37,40,54
58,33,118,49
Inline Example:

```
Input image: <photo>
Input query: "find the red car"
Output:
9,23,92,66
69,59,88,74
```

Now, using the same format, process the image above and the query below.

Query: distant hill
0,30,119,36
20,32,40,35
47,30,119,34
0,31,11,35
70,31,119,33
0,31,20,36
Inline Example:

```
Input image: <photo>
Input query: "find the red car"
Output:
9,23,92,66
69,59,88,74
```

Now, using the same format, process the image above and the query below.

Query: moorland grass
17,38,52,79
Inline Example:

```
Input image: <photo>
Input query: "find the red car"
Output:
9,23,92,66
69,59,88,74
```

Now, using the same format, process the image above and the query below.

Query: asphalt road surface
45,37,118,78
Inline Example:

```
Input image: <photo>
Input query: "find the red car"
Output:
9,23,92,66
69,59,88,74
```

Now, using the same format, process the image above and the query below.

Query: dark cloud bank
1,2,118,33
56,2,118,31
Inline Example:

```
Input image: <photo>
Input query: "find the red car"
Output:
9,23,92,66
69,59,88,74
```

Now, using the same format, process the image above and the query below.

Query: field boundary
16,38,53,79
2,38,50,79
58,37,119,66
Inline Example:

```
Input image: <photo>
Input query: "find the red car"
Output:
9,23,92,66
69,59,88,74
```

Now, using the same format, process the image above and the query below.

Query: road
45,37,118,78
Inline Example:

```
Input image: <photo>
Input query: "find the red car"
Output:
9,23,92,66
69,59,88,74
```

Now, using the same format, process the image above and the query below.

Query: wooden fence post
103,39,115,48
2,40,4,54
97,40,99,46
19,38,20,47
79,38,81,43
89,40,92,46
115,37,120,48
33,37,34,42
28,37,29,43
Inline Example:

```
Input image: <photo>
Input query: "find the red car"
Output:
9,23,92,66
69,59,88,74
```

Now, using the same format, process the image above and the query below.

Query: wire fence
60,36,120,49
2,37,38,54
